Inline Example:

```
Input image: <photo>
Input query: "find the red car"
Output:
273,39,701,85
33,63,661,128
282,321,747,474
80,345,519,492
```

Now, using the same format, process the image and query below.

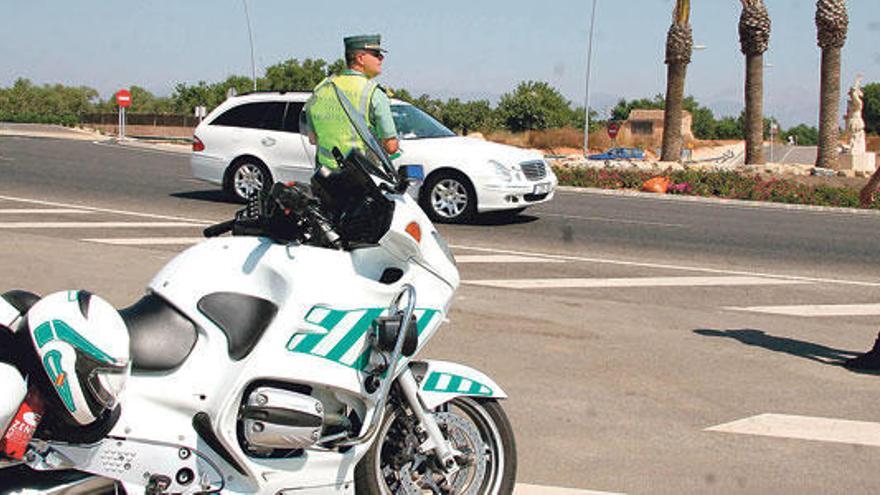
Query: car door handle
261,137,276,147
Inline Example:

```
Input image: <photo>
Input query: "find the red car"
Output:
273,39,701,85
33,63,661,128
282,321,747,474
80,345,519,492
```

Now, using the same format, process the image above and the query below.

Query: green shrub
552,164,878,209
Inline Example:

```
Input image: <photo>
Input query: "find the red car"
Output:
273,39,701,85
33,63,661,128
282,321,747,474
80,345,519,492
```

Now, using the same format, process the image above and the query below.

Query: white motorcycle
0,87,516,494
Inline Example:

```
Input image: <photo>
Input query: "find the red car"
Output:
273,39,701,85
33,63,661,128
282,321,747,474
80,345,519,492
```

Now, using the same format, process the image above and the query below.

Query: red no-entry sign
607,122,620,139
116,89,132,108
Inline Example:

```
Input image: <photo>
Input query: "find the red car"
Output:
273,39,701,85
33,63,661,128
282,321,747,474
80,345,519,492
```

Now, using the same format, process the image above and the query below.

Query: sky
1,0,878,127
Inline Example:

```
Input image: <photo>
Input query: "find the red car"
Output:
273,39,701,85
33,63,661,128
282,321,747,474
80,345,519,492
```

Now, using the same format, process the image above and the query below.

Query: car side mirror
396,165,424,193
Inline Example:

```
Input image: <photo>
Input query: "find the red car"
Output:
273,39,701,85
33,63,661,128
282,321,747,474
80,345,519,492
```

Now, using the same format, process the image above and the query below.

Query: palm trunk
859,168,880,207
816,47,842,169
744,54,765,164
661,62,687,162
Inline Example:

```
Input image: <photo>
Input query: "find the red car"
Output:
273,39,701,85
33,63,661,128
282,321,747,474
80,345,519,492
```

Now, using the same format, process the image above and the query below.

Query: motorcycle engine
239,386,324,456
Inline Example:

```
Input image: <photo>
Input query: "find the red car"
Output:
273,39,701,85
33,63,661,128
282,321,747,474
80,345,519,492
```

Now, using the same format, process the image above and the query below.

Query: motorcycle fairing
414,360,508,410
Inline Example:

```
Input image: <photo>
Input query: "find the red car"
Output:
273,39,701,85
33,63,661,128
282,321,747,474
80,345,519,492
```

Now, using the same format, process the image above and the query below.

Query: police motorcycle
0,85,517,494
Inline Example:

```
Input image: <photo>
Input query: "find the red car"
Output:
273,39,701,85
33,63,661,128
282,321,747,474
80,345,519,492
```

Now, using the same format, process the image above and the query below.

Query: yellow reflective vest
306,73,380,169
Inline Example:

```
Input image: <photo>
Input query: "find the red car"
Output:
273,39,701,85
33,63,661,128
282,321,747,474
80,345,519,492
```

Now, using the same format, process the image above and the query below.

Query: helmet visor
86,363,129,410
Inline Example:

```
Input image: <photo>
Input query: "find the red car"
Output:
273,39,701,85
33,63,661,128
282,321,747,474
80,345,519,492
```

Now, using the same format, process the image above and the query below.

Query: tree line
1,56,878,147
0,58,589,135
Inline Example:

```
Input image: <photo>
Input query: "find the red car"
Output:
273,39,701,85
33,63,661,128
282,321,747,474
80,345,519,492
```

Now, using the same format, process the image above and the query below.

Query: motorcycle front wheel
355,397,517,494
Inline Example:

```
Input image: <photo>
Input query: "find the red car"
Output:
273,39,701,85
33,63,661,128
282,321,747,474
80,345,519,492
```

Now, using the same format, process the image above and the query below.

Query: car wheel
420,171,476,224
225,157,271,203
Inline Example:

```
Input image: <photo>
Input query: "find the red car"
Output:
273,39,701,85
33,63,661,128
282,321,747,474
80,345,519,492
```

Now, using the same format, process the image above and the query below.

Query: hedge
552,165,876,209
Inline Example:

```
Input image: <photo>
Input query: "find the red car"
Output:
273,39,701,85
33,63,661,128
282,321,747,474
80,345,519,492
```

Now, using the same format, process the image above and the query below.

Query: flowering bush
552,165,874,209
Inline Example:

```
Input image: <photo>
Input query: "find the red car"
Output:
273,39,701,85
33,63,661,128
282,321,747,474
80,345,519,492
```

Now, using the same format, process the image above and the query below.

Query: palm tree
738,0,771,165
661,0,693,162
815,0,849,169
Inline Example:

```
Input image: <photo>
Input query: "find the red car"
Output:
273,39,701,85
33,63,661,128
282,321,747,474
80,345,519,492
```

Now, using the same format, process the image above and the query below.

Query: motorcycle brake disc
433,411,488,495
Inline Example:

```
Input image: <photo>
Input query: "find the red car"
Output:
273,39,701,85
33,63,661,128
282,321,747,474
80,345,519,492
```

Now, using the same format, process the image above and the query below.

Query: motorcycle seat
119,293,198,372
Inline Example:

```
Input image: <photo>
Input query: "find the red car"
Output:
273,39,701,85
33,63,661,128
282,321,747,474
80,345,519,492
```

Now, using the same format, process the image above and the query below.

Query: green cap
344,34,387,53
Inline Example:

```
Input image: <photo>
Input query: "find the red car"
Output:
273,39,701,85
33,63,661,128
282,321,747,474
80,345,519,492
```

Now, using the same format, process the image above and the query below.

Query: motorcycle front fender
410,360,508,410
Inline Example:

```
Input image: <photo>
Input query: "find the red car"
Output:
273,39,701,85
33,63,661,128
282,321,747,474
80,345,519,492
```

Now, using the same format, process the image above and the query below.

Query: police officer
304,34,399,170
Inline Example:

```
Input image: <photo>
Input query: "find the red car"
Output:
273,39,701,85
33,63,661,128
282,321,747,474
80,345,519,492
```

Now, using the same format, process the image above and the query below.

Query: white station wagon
191,91,557,222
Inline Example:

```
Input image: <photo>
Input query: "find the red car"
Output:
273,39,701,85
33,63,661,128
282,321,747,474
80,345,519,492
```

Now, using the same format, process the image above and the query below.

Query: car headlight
490,160,523,182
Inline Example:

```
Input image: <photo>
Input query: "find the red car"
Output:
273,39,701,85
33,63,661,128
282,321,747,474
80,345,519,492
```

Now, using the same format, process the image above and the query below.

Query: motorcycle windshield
299,82,399,188
331,84,398,185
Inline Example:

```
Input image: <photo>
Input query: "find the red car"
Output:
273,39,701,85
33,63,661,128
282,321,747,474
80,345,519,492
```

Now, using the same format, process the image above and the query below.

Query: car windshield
391,104,456,140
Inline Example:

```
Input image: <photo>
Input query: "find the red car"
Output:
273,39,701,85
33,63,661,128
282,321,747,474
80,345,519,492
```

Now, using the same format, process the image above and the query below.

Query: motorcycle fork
396,369,460,475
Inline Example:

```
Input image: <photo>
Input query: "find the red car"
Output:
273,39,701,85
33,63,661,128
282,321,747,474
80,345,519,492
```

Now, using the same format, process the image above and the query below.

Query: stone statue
846,75,866,155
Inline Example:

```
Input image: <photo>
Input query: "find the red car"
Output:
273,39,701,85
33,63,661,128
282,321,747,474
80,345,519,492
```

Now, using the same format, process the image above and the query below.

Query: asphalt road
2,134,880,494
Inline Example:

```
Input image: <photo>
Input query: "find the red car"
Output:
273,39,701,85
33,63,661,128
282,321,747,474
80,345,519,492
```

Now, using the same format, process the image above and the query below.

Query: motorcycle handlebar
203,219,235,238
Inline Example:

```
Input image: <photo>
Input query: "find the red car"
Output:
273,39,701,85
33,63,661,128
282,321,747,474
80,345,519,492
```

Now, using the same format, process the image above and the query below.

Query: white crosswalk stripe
0,208,93,214
706,414,880,448
727,303,880,317
0,222,203,229
455,254,564,263
83,237,204,245
514,484,624,495
465,276,808,290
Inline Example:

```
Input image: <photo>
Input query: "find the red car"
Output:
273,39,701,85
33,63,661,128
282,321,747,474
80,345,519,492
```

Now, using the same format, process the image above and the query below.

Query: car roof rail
236,89,313,97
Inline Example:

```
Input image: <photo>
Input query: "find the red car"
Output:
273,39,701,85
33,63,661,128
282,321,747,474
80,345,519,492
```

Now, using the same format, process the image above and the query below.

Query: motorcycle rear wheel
355,397,516,494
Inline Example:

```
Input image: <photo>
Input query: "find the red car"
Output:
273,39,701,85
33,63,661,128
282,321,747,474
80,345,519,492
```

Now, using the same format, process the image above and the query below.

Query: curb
107,138,190,155
557,185,880,216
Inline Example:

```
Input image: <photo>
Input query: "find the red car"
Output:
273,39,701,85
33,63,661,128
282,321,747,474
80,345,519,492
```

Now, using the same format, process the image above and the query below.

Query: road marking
0,194,213,224
727,303,880,317
0,222,203,229
465,276,808,290
83,237,204,245
455,254,564,264
539,212,685,228
3,193,877,289
514,484,623,495
706,414,880,448
450,244,880,288
0,208,93,214
91,140,189,157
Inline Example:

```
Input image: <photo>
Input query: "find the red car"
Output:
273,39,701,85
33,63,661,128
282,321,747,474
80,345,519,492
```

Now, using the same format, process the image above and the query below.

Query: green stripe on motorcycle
289,306,441,371
325,308,384,362
422,371,492,396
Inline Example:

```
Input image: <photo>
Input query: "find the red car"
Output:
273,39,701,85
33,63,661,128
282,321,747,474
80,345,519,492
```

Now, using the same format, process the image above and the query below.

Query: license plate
533,182,551,194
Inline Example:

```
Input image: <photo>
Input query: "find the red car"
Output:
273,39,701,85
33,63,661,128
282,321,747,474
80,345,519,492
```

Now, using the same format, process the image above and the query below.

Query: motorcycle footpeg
146,474,172,495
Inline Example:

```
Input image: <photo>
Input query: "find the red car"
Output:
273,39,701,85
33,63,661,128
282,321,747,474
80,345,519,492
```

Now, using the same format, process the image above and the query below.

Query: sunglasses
363,50,384,60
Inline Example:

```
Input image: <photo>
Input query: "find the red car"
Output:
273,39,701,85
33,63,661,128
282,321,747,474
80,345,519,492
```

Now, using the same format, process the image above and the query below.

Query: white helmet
27,290,130,426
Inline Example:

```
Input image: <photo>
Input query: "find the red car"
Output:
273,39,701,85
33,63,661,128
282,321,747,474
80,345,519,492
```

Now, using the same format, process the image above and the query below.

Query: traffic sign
607,122,620,139
116,89,132,108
